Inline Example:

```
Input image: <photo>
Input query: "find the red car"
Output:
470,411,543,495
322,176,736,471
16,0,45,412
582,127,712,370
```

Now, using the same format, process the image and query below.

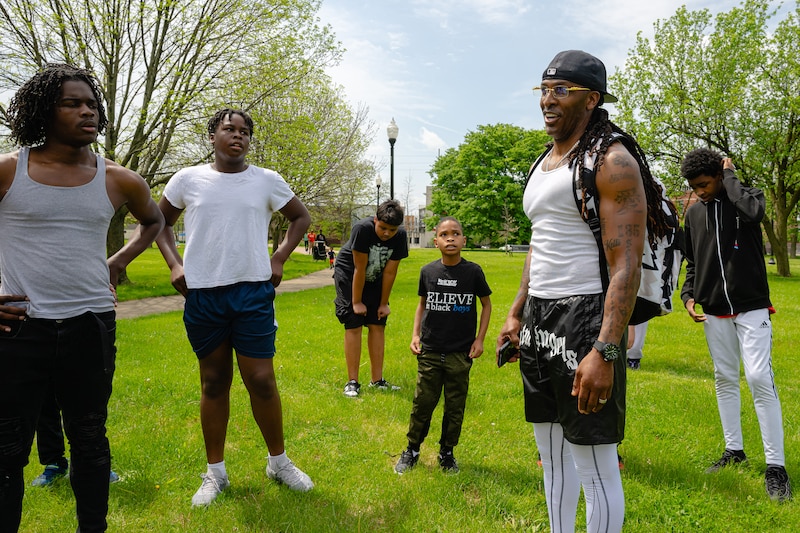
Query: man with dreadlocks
499,50,671,533
0,64,164,531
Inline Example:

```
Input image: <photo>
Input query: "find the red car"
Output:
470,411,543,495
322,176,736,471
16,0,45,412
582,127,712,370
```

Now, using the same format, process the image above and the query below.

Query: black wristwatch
593,340,621,362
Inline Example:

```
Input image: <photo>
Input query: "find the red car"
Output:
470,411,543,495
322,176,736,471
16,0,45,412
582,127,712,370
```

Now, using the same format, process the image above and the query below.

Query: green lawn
114,246,330,301
20,251,800,532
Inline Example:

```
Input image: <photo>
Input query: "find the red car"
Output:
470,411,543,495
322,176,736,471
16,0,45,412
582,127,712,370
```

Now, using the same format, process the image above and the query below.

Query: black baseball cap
542,50,617,103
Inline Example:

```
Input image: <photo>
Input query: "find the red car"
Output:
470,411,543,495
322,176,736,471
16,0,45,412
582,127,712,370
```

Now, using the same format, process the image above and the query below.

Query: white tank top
523,159,603,298
0,147,115,318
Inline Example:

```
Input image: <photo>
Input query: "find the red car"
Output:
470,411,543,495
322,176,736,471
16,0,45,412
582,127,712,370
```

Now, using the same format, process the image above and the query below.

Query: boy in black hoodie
680,148,791,502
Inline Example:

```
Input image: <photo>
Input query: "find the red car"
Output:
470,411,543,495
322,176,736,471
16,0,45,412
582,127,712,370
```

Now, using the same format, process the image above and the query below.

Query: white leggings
534,422,624,533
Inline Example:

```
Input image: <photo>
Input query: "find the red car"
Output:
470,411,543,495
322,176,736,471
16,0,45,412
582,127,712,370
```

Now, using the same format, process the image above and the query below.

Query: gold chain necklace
543,140,580,172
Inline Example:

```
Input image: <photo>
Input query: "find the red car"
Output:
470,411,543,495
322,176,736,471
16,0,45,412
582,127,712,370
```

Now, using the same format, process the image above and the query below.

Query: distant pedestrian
308,231,316,253
155,107,314,508
327,246,336,269
394,217,491,474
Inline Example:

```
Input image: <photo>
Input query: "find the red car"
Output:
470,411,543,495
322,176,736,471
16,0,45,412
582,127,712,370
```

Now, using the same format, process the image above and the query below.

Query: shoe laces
766,467,790,488
717,449,744,465
273,460,314,490
272,460,310,486
400,449,416,462
439,451,457,467
198,473,226,494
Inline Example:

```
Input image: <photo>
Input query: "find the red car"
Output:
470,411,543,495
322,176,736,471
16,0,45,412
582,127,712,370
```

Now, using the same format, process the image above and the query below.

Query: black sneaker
394,448,419,474
369,379,400,391
627,359,641,370
438,450,459,473
706,449,747,473
765,465,792,502
343,380,360,397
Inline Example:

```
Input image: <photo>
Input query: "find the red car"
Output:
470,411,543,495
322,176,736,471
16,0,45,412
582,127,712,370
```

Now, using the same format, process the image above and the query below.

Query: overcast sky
316,0,773,210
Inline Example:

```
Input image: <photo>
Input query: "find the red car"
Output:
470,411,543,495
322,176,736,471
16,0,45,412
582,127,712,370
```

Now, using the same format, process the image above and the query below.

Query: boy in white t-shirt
155,108,313,507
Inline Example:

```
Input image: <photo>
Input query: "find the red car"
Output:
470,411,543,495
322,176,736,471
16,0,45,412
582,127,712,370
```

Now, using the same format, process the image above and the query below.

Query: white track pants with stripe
704,309,785,465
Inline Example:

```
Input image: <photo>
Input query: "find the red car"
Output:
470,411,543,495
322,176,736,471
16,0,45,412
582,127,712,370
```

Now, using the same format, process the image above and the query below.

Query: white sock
269,451,290,469
207,460,227,480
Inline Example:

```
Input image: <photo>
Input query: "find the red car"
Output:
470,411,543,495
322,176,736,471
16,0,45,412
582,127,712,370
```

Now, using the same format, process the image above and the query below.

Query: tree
428,124,550,246
0,0,374,276
236,74,377,250
611,0,800,276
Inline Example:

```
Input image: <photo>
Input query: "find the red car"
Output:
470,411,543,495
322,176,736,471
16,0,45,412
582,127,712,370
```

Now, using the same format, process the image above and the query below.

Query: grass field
19,250,800,532
114,246,330,301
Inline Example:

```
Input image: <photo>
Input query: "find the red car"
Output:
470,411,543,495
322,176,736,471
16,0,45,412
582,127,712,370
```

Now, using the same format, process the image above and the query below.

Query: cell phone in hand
497,339,519,368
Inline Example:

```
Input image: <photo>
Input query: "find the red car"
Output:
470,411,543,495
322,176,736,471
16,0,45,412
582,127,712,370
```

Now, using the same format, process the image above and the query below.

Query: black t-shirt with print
335,217,408,283
418,258,491,353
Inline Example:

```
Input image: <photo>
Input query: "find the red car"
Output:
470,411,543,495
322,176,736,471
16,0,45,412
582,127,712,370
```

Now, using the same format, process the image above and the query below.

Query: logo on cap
547,68,557,76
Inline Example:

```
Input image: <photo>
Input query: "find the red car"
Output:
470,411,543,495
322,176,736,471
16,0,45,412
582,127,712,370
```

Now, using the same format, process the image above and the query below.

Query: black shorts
518,293,626,445
333,272,388,329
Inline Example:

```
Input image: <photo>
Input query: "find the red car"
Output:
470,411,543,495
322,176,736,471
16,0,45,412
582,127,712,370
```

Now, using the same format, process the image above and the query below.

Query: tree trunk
107,207,130,283
764,218,791,277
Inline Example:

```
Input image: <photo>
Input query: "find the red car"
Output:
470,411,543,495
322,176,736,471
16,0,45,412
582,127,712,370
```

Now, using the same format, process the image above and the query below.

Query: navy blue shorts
183,281,277,359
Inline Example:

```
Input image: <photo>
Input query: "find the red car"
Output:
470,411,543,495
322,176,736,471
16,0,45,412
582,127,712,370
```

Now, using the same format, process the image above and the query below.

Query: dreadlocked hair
566,106,676,244
7,63,108,147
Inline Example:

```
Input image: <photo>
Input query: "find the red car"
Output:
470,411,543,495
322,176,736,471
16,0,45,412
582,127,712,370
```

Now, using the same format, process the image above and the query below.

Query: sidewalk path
115,268,334,319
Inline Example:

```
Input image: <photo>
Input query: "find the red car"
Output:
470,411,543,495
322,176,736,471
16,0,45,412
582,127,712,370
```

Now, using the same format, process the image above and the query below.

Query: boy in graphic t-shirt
394,217,492,474
334,200,409,397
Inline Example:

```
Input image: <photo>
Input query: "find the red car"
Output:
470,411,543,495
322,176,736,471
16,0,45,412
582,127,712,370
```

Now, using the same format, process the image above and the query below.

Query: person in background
31,383,120,487
308,230,316,254
680,148,791,502
334,200,408,397
626,322,647,370
327,246,336,269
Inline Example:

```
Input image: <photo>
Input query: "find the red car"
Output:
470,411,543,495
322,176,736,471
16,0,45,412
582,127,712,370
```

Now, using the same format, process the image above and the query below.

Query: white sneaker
266,460,314,492
191,473,230,507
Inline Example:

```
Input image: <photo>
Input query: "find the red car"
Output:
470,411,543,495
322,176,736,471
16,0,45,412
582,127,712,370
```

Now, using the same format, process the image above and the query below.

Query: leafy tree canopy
0,0,377,263
428,123,550,247
611,0,800,275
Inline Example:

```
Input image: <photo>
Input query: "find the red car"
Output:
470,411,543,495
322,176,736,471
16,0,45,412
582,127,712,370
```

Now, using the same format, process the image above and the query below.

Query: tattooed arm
572,141,647,414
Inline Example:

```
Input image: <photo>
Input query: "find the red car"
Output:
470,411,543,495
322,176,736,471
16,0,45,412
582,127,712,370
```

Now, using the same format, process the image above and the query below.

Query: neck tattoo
543,140,580,172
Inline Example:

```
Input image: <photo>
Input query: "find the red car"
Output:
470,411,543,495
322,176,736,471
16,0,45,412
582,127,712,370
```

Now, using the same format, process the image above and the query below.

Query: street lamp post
386,118,399,199
375,176,382,208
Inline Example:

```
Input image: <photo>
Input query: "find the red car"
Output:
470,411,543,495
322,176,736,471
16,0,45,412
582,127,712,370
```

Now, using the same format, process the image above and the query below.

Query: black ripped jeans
0,311,116,533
